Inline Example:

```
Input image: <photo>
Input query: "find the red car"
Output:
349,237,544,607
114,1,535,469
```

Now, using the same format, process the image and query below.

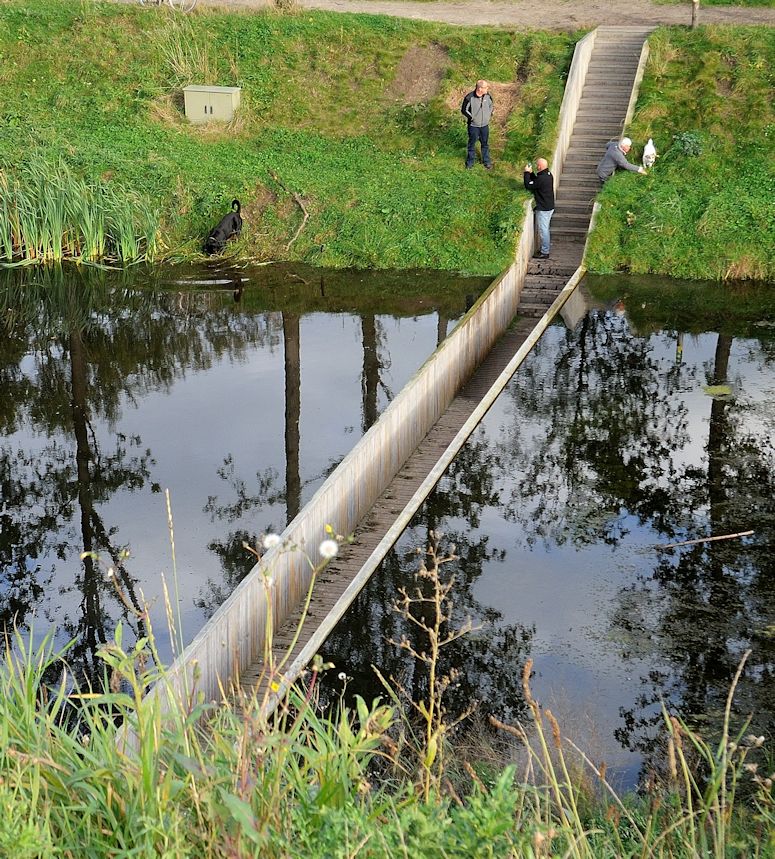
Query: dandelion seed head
262,533,281,550
338,672,347,681
105,567,115,580
319,539,338,559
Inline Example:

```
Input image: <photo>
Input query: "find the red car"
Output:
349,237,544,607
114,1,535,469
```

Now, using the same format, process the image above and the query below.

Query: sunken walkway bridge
149,26,654,715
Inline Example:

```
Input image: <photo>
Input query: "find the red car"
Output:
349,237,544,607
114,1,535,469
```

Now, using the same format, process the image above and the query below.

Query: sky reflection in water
0,262,487,681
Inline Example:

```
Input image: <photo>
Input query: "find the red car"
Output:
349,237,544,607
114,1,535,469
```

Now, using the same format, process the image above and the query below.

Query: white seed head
319,539,338,560
262,533,281,550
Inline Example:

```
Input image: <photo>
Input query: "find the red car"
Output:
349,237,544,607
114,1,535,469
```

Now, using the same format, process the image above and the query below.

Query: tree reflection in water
320,305,775,780
319,429,534,727
0,262,484,678
501,310,775,770
610,331,775,767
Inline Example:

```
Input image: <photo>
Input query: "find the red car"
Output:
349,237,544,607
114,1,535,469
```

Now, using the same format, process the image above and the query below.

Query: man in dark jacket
461,80,494,170
523,158,555,259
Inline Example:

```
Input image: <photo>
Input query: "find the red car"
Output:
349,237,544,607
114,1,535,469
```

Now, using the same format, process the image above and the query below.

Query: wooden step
573,120,625,131
527,259,580,277
552,212,593,224
560,169,602,179
519,289,560,302
563,154,603,165
586,59,641,69
556,193,596,206
557,176,599,187
563,146,608,157
552,227,588,240
556,200,594,213
580,85,635,95
577,96,631,107
522,274,568,288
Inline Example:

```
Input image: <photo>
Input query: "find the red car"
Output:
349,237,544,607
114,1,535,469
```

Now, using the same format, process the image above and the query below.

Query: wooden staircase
518,26,653,317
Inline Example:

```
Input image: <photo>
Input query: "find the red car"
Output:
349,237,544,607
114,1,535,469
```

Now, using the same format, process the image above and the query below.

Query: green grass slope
586,26,775,281
0,1,575,275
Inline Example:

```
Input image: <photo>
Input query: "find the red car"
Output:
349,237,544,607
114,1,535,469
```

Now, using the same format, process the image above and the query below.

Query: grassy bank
586,26,775,282
0,0,575,275
0,638,771,857
1,544,773,858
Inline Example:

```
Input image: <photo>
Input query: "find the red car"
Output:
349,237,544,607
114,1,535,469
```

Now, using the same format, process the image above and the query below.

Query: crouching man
524,157,554,259
596,137,646,183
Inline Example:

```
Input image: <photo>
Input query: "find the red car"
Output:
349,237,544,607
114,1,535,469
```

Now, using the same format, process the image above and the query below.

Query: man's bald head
475,80,489,95
536,157,548,171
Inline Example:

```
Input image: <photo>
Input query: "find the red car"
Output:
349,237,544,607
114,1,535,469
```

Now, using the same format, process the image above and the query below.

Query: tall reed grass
0,536,772,856
0,159,160,266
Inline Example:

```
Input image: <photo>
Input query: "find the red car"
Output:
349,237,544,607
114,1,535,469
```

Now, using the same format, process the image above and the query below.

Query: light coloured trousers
536,208,554,255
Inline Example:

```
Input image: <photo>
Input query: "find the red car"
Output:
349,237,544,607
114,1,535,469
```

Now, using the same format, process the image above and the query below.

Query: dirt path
196,0,775,28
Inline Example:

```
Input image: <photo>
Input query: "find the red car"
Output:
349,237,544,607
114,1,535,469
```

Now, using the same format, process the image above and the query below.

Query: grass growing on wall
585,26,775,281
0,0,575,275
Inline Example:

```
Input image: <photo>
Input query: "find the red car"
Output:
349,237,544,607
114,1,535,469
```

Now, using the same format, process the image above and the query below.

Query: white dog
642,138,657,169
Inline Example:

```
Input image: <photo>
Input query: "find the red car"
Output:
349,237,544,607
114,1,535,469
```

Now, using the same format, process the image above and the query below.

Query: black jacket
523,168,555,211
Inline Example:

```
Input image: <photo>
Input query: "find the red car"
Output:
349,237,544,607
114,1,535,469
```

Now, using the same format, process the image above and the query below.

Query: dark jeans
466,124,491,167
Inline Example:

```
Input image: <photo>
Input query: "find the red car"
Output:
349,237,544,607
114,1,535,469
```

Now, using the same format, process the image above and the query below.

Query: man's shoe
465,164,474,170
484,163,493,170
538,252,550,259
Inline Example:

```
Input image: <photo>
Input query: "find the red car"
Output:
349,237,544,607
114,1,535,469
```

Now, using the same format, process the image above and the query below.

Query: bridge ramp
236,26,655,705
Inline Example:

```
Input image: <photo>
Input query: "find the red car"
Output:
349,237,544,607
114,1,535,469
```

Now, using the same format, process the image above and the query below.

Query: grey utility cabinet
183,85,241,124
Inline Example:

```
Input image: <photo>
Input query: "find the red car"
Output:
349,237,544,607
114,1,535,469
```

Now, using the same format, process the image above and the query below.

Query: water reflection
0,262,488,676
321,298,775,787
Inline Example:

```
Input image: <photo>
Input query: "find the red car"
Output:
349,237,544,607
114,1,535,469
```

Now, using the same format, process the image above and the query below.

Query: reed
0,541,771,856
0,159,160,266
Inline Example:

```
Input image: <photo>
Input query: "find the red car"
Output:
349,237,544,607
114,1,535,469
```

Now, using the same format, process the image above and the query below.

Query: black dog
203,199,243,255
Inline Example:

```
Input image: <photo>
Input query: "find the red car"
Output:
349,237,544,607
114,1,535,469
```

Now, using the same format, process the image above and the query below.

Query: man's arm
523,167,537,191
461,92,472,119
612,147,642,173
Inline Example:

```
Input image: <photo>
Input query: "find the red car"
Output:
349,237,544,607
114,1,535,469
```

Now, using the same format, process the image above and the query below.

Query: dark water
4,262,774,788
319,293,775,788
0,262,489,681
